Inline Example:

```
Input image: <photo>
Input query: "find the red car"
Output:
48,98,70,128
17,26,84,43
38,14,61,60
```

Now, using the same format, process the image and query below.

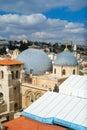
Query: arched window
73,69,75,74
0,92,3,99
62,69,66,75
0,92,4,104
16,71,19,78
35,91,42,100
25,91,35,103
11,71,14,79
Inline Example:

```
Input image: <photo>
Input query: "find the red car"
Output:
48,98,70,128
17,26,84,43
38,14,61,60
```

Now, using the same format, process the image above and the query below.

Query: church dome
54,51,78,66
16,48,52,74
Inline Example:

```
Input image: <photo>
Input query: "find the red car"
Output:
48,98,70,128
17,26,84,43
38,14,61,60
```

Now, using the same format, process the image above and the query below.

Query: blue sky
43,7,86,23
0,0,87,45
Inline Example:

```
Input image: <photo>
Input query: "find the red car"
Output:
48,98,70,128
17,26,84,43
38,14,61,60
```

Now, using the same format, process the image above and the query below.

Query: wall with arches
22,84,46,108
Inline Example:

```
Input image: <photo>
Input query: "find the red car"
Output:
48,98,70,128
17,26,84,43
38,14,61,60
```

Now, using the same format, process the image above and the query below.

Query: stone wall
53,65,79,78
0,103,7,113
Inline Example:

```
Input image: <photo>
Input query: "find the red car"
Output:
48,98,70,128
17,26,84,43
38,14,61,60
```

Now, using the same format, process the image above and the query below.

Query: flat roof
22,92,87,130
59,75,87,98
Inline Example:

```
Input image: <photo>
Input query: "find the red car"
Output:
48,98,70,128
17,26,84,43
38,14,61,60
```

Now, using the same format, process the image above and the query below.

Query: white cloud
65,22,84,29
9,34,28,41
0,13,86,45
0,0,87,14
0,14,46,25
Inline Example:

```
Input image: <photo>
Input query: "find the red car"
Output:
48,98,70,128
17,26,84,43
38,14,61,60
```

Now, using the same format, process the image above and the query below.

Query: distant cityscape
0,39,87,55
0,38,87,130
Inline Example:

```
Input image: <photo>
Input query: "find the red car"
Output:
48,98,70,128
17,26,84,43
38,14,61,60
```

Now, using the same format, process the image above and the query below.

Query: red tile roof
4,116,67,130
0,58,23,66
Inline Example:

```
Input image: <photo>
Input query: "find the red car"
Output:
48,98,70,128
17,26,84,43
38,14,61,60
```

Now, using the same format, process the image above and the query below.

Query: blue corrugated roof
22,91,87,130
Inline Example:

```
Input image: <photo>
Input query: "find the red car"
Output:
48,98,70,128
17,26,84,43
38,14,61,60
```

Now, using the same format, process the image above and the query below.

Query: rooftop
22,91,87,130
0,58,23,66
59,75,87,98
4,116,67,130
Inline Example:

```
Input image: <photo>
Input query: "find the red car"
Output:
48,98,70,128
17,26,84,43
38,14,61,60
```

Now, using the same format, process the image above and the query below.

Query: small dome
54,51,78,66
17,49,52,74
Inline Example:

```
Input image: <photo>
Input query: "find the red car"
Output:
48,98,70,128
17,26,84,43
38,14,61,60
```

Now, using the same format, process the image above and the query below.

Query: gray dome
54,51,78,66
17,48,52,74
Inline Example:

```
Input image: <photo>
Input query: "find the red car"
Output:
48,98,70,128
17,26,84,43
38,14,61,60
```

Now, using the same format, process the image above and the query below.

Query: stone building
0,45,80,120
0,58,24,120
17,47,79,108
17,48,52,108
53,48,79,78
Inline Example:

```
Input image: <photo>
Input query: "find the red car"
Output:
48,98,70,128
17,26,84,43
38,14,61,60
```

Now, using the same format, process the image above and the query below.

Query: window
73,69,75,74
0,92,4,104
11,71,14,79
16,71,19,78
14,103,18,111
62,69,66,75
26,91,35,103
0,71,4,79
30,93,34,102
54,68,56,74
1,71,4,78
35,92,42,100
14,87,16,90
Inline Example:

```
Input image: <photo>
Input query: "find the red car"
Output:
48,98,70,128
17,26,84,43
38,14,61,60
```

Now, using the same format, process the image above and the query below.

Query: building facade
0,58,24,120
53,46,79,78
17,48,79,108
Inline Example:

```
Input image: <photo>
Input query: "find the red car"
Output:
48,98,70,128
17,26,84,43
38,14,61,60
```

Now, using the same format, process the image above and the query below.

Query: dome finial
64,41,69,51
30,40,35,49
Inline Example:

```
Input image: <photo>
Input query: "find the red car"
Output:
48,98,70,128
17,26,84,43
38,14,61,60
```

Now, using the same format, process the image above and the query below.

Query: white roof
22,92,87,130
59,75,87,98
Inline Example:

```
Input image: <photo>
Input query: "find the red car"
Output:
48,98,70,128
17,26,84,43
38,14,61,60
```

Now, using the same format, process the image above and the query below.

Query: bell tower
0,58,24,120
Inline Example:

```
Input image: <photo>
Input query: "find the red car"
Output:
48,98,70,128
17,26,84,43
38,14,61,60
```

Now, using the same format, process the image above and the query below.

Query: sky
0,0,87,45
